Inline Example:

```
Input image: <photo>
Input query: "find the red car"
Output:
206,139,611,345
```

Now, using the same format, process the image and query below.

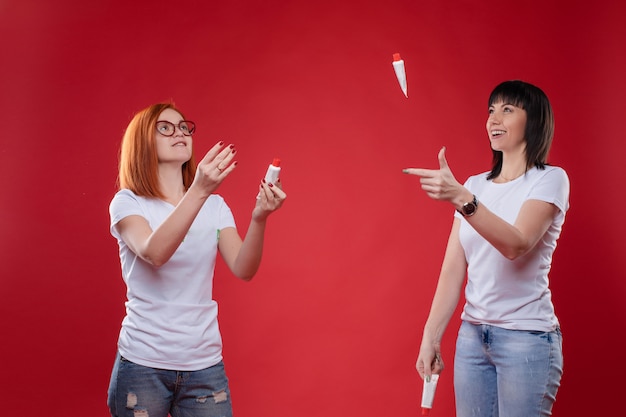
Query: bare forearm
455,192,554,260
231,218,267,280
423,272,463,344
142,190,208,266
463,207,526,259
422,220,467,344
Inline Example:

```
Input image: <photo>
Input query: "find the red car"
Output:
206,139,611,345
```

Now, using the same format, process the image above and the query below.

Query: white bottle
257,158,281,199
264,158,281,185
392,52,408,98
421,374,439,415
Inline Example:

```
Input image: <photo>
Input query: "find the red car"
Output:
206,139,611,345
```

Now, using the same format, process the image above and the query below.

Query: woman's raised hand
403,147,463,202
253,178,287,221
191,141,237,197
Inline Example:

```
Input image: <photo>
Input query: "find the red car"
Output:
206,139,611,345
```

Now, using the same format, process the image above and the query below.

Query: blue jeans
107,353,233,417
454,321,563,417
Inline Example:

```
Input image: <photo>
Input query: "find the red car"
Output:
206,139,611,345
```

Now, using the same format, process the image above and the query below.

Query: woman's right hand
403,147,473,210
190,141,237,197
416,340,445,381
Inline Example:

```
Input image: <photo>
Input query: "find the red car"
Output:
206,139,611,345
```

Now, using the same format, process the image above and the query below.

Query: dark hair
486,80,554,180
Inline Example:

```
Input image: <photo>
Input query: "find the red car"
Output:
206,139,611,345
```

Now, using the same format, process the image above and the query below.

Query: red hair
117,102,197,198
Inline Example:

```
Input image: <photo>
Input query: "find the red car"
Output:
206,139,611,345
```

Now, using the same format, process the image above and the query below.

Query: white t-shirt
109,189,236,371
457,166,570,331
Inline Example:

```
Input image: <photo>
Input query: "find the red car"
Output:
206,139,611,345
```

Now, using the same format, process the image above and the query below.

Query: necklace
499,171,524,182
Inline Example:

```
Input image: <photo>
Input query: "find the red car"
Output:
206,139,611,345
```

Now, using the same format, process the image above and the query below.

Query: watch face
459,195,478,217
463,203,476,216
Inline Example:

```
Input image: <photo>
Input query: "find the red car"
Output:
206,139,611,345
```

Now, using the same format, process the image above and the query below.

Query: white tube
421,374,439,415
264,158,281,185
392,53,408,98
257,158,281,199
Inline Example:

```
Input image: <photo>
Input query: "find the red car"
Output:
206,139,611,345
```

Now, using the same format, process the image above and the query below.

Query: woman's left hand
253,179,287,221
403,146,463,202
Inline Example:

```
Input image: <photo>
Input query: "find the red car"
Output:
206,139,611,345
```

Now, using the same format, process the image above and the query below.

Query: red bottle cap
421,407,430,415
272,158,281,167
393,53,402,61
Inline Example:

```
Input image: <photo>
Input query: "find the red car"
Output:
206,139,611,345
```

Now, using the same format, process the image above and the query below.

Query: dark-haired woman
404,80,569,417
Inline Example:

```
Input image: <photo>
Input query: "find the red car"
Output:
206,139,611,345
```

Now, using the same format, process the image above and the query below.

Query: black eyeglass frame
155,120,196,136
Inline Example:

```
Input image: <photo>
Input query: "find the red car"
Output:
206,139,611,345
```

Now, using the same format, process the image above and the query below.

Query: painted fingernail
229,144,235,149
231,149,236,154
268,183,274,188
233,161,238,166
219,141,224,146
262,179,266,183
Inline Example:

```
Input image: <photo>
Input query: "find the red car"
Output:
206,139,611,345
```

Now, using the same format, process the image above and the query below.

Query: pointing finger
403,168,437,178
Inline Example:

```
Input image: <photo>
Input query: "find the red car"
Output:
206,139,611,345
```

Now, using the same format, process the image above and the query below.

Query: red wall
1,0,624,415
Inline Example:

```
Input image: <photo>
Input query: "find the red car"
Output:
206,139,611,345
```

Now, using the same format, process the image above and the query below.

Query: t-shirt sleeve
217,197,237,230
109,189,145,239
528,167,570,213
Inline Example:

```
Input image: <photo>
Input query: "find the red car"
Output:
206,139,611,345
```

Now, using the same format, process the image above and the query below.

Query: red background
1,0,624,415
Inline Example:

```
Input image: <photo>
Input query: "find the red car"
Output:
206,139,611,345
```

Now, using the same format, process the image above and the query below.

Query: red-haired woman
107,103,286,417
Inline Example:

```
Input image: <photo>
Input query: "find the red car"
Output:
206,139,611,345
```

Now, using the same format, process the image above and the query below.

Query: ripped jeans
107,353,233,417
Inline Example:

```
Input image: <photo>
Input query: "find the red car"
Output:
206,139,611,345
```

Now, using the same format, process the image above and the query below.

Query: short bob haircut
487,80,554,181
117,102,197,198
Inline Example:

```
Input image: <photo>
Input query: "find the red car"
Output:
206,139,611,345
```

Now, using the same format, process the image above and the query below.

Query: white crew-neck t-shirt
457,166,570,332
109,189,236,370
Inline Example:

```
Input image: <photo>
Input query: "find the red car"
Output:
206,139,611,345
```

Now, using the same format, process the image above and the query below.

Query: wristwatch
458,194,479,217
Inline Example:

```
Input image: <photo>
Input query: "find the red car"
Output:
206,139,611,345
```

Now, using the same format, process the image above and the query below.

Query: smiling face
487,101,527,155
155,108,193,164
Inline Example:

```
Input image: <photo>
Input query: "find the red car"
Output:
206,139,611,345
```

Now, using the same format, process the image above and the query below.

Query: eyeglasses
155,120,196,136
